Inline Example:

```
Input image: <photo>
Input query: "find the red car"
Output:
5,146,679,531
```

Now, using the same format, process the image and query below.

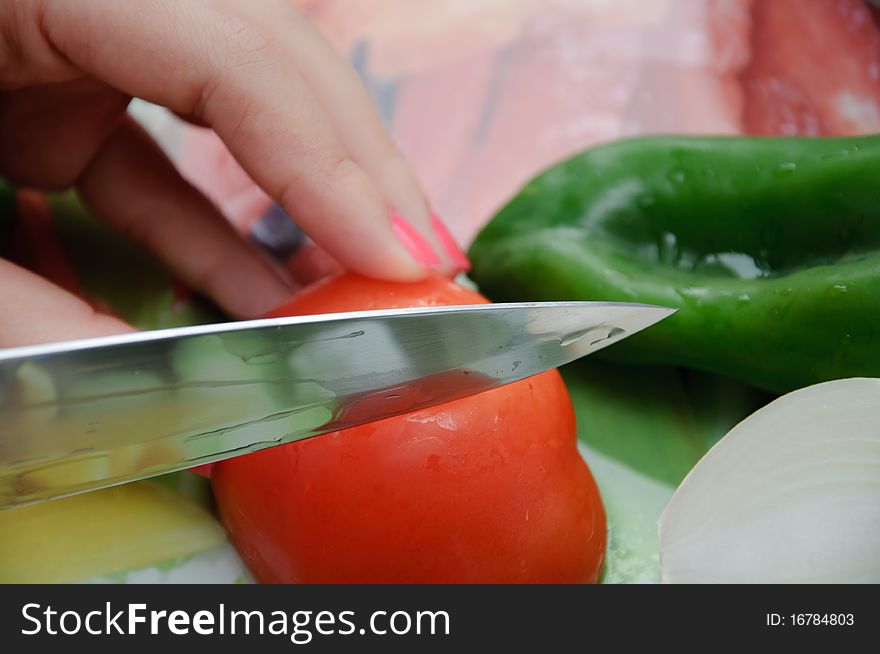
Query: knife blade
0,301,673,508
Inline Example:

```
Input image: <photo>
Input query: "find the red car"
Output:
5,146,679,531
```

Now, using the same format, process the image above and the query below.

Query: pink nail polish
391,210,441,266
431,212,471,272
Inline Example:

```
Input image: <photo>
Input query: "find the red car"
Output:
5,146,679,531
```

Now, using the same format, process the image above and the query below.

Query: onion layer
659,378,880,583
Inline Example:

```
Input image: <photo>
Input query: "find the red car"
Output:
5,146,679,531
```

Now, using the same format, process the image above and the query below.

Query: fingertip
339,241,431,283
332,208,469,283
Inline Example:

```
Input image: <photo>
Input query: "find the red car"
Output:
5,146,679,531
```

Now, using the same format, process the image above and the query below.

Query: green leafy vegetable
47,190,223,330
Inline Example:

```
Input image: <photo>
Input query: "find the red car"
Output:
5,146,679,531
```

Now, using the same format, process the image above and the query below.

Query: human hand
0,0,468,347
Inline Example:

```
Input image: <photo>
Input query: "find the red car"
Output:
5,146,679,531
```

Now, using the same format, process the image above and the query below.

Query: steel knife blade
0,301,674,508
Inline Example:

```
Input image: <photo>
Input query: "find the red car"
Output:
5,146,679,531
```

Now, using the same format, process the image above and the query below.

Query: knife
0,301,673,508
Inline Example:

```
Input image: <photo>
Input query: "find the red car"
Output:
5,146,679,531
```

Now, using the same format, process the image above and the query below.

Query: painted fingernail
391,209,441,266
431,212,471,271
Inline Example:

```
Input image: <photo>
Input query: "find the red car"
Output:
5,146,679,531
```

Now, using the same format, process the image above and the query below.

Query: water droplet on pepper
774,162,797,177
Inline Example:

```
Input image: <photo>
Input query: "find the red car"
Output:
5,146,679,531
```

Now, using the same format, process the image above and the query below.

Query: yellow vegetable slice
0,481,225,583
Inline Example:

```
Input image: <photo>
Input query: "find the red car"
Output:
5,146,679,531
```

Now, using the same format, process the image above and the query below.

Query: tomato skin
263,272,487,315
213,273,606,583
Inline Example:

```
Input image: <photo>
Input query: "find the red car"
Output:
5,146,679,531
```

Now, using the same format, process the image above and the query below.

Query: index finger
28,0,431,281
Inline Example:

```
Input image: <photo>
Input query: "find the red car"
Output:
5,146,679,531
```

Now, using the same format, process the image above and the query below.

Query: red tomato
212,273,606,583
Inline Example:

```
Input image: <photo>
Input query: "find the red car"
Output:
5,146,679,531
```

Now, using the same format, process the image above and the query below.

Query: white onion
659,378,880,583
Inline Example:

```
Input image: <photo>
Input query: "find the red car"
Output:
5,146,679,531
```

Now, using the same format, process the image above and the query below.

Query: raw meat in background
742,0,880,135
149,0,880,249
384,0,746,244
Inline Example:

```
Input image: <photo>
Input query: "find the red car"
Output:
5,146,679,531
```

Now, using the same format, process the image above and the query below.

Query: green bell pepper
469,135,880,392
